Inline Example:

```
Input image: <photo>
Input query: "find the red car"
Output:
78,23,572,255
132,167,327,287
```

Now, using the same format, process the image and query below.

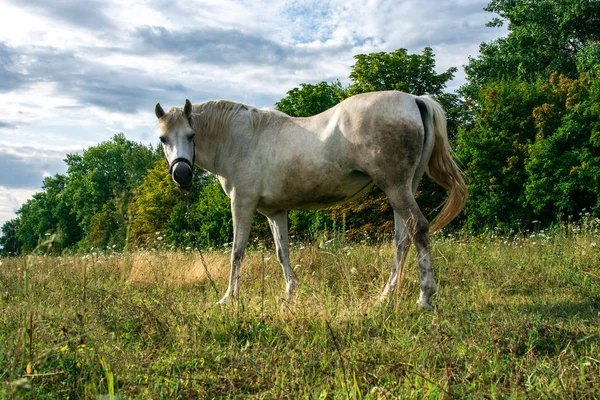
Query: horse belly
258,167,373,210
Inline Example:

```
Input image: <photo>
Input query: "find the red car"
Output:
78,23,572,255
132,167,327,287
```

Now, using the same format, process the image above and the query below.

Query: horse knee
411,218,429,244
232,249,245,263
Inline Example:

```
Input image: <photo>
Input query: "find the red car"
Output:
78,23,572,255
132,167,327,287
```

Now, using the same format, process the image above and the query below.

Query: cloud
134,25,288,66
0,121,16,130
132,24,359,71
0,43,188,114
0,42,26,93
0,1,506,120
0,186,40,233
0,145,69,189
6,0,115,31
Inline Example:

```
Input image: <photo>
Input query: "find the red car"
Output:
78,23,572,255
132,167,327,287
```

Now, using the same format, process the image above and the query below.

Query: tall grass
1,223,599,398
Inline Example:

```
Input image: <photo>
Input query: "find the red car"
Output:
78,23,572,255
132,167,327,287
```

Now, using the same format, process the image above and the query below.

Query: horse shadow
515,295,600,320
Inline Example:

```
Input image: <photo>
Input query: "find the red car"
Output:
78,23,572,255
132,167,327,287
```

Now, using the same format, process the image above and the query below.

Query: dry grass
128,251,231,286
1,227,599,398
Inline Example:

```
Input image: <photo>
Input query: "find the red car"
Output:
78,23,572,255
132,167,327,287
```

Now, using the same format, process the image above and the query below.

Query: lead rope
184,192,220,300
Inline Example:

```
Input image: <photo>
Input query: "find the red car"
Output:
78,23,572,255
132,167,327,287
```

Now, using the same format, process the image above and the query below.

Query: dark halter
168,156,195,175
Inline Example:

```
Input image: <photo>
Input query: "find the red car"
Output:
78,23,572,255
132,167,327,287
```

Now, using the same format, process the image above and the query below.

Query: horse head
155,99,195,191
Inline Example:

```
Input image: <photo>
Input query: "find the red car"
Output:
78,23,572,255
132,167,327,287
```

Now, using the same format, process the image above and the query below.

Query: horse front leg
263,210,296,301
217,198,256,306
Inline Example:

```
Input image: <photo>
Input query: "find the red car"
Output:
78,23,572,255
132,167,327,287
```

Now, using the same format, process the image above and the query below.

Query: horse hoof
278,296,293,306
377,294,389,305
216,297,228,306
417,299,434,310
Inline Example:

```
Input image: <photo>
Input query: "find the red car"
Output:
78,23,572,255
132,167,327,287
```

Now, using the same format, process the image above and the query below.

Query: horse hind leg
386,191,437,309
380,167,428,301
380,212,411,300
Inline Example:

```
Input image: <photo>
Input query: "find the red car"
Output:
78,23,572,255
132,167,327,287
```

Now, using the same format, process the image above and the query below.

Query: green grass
1,226,599,398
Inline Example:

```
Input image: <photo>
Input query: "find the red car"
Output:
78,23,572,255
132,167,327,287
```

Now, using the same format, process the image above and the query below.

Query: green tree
0,219,20,255
64,133,158,248
457,79,548,231
13,192,53,252
129,158,239,249
457,0,600,231
462,0,600,101
129,159,182,247
525,73,600,218
349,47,457,96
42,174,83,249
184,177,234,248
275,81,347,117
1,175,82,254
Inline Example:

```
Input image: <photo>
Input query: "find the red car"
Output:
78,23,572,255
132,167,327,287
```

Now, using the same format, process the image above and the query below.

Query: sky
0,0,507,233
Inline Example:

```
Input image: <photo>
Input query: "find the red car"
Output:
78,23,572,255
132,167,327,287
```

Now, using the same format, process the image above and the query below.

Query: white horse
155,91,467,309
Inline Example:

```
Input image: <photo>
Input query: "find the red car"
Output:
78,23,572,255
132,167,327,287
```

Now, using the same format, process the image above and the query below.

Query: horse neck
190,104,256,175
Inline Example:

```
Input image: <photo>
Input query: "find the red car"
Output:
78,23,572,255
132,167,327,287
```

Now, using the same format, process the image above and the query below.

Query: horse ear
184,99,192,119
155,103,165,119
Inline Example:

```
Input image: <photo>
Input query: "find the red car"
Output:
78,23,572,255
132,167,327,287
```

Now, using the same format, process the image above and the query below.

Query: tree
129,160,216,248
275,81,347,117
457,0,600,231
63,133,158,248
525,73,600,219
42,174,83,249
349,47,457,96
14,192,53,252
0,219,20,255
0,134,160,253
184,177,234,248
129,159,182,247
462,0,600,101
457,79,548,231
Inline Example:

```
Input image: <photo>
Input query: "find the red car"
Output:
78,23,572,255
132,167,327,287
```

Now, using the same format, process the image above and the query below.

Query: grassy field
1,224,599,398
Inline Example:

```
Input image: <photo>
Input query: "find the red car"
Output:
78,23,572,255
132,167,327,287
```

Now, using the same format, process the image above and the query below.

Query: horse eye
187,133,195,142
159,136,167,144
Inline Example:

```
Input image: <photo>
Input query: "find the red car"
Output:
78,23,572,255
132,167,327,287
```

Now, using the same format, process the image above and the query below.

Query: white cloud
0,186,40,232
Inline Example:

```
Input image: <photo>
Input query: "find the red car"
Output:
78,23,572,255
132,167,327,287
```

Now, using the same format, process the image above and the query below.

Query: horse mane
158,100,285,138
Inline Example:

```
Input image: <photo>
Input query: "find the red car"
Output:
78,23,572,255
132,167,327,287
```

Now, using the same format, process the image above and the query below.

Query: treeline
1,0,599,254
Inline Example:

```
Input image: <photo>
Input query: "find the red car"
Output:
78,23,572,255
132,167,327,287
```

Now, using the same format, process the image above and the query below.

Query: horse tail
415,95,468,233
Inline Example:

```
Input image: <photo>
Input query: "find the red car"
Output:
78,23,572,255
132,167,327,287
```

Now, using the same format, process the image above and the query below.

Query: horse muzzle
170,158,194,190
